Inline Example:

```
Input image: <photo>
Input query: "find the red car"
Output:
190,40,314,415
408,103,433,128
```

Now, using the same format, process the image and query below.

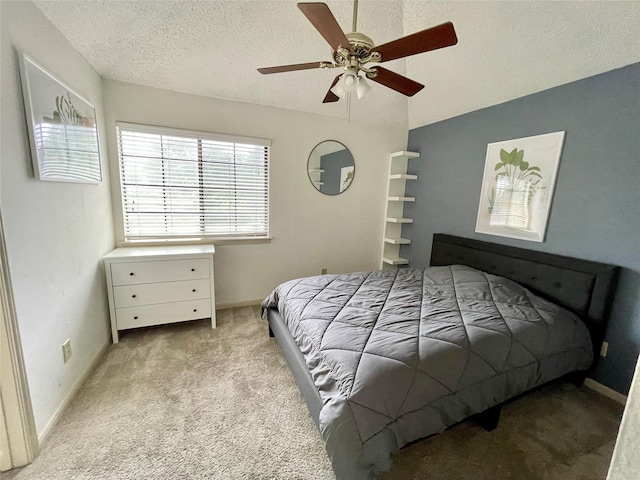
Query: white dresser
104,245,216,343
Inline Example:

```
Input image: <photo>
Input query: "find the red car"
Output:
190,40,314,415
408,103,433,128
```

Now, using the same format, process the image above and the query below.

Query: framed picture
18,52,101,184
340,165,354,192
475,131,565,242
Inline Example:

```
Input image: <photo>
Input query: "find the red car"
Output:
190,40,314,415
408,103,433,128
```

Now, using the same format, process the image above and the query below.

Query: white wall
102,80,407,305
607,355,640,479
0,1,406,438
0,1,114,437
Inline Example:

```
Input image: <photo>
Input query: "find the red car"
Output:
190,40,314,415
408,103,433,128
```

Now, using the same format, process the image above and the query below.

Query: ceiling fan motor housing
333,32,382,69
347,32,374,54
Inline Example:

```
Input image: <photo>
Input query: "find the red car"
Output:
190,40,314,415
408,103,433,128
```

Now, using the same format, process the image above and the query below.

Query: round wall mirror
307,141,355,195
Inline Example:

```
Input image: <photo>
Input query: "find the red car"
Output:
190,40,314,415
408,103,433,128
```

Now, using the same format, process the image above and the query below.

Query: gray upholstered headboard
430,234,619,362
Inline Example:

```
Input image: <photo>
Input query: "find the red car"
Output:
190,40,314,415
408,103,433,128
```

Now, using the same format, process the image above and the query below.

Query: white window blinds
116,123,270,241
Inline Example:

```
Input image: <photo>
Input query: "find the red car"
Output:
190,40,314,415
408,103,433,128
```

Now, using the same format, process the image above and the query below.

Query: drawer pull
193,309,197,312
129,272,134,276
134,316,138,320
191,268,195,272
132,294,136,298
192,289,196,292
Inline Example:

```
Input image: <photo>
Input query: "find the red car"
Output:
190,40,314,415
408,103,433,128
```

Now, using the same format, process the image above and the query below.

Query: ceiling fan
257,1,458,103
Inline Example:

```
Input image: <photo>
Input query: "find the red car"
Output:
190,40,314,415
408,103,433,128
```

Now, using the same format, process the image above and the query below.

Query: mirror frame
307,140,355,196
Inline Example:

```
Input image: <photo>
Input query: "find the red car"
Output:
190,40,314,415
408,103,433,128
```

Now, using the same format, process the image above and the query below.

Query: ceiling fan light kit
355,75,372,99
330,70,371,100
258,1,458,103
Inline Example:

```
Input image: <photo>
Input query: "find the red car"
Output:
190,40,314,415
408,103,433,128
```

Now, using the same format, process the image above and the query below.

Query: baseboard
37,341,109,445
216,299,262,310
584,378,628,406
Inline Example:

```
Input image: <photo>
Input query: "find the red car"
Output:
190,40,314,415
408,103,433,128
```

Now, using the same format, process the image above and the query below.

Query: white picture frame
340,165,355,192
18,52,101,184
475,131,565,242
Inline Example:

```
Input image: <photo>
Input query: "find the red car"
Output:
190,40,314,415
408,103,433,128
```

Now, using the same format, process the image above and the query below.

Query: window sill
117,237,273,248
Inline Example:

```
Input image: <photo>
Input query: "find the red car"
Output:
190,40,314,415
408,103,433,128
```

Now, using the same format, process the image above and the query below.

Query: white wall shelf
382,256,410,266
385,217,414,223
388,196,416,202
384,237,412,245
381,151,420,270
389,173,418,180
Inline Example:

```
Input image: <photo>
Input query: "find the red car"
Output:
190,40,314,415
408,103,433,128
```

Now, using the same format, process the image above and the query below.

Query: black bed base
474,405,502,431
471,369,587,432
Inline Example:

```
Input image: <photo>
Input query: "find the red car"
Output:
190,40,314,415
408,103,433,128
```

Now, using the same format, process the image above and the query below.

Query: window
116,123,270,241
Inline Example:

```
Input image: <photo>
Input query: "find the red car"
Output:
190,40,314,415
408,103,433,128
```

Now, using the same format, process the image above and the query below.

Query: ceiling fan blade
298,2,350,51
257,61,328,74
374,22,458,62
323,75,341,103
368,67,424,96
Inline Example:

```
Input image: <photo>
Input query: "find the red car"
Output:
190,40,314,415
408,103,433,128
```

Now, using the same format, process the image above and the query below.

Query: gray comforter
262,265,593,479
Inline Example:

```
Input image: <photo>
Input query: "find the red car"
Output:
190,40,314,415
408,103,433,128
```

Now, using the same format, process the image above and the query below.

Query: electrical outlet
600,341,608,358
321,268,328,275
62,339,72,363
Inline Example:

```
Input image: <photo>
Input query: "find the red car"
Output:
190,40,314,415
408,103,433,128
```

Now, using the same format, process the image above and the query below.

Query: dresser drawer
111,258,209,286
115,299,212,330
113,279,210,308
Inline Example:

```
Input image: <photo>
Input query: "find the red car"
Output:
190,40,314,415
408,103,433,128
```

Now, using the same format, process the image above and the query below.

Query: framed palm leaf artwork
476,131,565,242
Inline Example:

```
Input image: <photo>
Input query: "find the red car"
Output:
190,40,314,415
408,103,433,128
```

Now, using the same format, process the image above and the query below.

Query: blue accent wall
320,149,354,195
402,63,640,394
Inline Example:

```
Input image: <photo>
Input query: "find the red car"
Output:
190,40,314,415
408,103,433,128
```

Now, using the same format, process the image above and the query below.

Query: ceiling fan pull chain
352,0,358,33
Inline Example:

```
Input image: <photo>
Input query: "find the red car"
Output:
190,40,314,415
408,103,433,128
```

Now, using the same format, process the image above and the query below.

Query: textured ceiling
35,0,640,130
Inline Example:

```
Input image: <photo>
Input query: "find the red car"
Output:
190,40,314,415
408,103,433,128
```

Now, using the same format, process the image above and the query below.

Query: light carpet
6,306,623,479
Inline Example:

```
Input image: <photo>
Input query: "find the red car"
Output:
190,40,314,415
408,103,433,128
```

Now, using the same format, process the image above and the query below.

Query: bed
261,234,619,479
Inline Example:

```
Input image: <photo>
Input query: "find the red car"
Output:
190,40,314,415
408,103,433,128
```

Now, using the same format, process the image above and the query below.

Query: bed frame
265,233,619,429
